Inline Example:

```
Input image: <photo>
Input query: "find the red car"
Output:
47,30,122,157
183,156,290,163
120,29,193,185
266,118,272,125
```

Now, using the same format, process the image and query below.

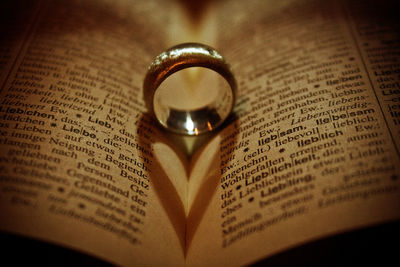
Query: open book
0,0,399,265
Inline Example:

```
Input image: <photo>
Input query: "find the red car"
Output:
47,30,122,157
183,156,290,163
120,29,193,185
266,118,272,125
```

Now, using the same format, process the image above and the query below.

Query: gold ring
143,43,237,135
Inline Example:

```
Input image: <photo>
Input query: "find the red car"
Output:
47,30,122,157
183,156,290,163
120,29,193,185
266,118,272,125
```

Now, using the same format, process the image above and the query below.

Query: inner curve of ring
153,67,234,135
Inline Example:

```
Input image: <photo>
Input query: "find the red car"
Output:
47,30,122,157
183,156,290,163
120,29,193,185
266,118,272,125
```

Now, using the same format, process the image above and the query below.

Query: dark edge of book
0,231,114,266
251,220,400,267
1,220,399,266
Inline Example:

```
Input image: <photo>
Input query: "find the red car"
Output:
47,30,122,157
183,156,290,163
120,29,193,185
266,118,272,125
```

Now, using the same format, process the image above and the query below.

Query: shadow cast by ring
137,111,238,255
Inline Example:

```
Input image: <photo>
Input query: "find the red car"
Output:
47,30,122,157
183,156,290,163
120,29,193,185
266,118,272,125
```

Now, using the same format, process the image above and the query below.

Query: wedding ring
143,43,237,135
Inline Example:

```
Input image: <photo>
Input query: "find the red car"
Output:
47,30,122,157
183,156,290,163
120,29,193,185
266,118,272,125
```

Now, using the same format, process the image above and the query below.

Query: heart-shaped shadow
137,113,238,255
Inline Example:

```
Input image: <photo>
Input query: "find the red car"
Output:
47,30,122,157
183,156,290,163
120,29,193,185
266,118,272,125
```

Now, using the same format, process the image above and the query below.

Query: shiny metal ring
143,43,237,135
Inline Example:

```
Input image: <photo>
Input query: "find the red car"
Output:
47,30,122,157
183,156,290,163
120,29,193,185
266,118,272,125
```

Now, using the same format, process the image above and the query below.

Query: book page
0,0,188,265
187,0,400,265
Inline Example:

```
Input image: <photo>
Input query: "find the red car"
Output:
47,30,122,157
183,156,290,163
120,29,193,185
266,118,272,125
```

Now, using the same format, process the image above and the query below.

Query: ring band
143,43,237,135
